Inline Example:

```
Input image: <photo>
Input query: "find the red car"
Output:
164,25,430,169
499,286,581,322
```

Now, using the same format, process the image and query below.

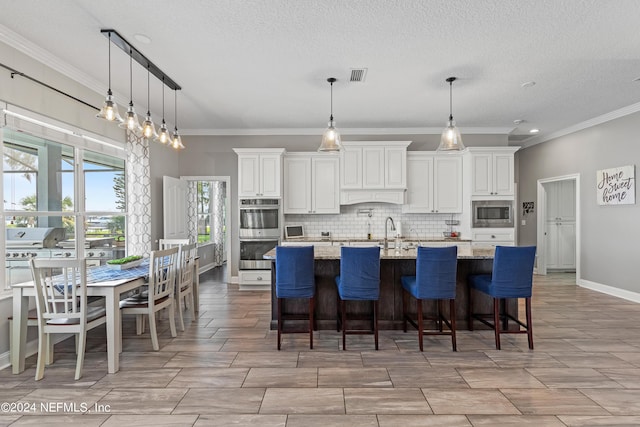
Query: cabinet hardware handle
491,235,496,238
257,276,263,281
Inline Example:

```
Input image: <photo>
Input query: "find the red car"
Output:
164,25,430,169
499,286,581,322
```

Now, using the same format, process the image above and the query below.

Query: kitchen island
265,245,513,330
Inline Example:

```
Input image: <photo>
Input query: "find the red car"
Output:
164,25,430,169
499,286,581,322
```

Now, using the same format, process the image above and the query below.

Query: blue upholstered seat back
337,246,380,300
413,246,458,299
490,246,536,298
275,246,315,299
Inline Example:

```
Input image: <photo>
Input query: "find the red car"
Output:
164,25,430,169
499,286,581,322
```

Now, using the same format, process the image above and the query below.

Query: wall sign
596,165,635,205
522,201,534,216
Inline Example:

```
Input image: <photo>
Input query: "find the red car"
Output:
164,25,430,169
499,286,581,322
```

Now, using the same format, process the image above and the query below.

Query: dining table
11,261,149,375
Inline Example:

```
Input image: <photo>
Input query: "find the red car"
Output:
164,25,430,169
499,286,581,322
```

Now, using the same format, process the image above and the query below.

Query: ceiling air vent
350,68,368,82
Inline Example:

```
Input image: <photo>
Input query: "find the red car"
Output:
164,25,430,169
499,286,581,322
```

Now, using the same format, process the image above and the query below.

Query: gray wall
517,112,640,292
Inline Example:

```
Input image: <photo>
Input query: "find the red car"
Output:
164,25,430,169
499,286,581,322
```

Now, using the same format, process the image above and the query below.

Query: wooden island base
269,255,516,331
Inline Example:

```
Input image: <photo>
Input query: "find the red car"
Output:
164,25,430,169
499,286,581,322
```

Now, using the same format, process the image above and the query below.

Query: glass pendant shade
437,77,465,151
319,119,342,151
157,120,171,144
119,102,142,134
141,111,158,139
96,90,123,123
438,117,464,151
318,77,341,152
171,128,185,149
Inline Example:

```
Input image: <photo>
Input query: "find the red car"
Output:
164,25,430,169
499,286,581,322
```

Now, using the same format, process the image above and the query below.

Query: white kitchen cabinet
403,153,462,213
280,240,332,247
340,141,410,190
545,222,576,270
545,180,576,222
284,153,339,214
472,228,515,247
234,148,285,198
469,148,518,197
238,270,271,287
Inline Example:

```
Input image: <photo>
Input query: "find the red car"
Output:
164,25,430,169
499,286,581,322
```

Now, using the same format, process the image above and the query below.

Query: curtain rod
0,62,99,111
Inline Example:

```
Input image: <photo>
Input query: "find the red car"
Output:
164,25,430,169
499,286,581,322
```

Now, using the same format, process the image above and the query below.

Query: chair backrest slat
30,258,86,322
177,242,197,289
159,238,190,250
148,247,179,303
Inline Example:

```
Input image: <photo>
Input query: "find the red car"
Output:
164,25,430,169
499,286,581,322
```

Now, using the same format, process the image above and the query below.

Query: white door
259,154,281,197
471,153,493,196
341,146,362,189
493,153,515,196
403,154,433,213
362,147,385,188
283,156,311,214
312,156,340,214
163,176,189,240
384,147,406,188
238,154,260,197
434,156,462,213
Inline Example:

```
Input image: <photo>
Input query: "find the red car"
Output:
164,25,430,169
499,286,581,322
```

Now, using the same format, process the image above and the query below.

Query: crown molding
181,126,514,136
0,24,125,102
521,101,640,149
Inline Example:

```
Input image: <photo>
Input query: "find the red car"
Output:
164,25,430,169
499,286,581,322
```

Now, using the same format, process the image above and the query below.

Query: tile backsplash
284,203,460,240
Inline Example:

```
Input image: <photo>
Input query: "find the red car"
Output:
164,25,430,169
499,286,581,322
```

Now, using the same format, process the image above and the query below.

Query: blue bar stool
275,246,316,350
335,246,381,350
468,245,537,350
401,246,458,351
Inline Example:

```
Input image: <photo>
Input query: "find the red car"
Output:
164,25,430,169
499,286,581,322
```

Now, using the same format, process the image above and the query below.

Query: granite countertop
264,245,494,260
283,237,472,243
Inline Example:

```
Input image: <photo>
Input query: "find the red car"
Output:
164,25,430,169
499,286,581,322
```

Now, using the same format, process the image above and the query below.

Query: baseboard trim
0,334,72,372
578,279,640,303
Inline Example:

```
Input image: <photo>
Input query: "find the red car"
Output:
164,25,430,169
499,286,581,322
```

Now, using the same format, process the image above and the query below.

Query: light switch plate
521,220,526,226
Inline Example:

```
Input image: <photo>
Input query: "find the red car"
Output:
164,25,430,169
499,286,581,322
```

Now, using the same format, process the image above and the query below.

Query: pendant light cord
449,79,453,121
147,65,150,114
107,33,111,92
162,77,165,123
330,80,334,121
174,90,178,130
128,49,133,104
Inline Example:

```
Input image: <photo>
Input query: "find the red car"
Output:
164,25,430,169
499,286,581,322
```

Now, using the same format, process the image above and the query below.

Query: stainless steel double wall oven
239,198,280,270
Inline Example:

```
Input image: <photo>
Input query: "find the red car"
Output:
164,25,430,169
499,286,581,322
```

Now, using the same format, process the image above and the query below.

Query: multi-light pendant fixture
96,29,184,150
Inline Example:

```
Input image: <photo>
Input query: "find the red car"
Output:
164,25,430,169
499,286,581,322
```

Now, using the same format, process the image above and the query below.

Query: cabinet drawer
472,229,514,242
239,270,271,285
471,241,514,248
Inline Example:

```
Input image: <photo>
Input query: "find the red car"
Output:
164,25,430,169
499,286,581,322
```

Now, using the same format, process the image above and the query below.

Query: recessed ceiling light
529,128,540,134
134,33,152,44
513,119,524,125
521,81,536,88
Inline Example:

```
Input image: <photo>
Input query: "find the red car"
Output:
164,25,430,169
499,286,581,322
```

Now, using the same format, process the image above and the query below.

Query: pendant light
141,65,158,140
171,89,185,149
437,77,465,151
96,32,123,123
119,49,142,134
318,77,342,152
156,77,171,144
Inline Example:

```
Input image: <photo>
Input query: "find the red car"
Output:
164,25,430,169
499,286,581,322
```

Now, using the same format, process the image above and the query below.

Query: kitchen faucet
384,217,396,250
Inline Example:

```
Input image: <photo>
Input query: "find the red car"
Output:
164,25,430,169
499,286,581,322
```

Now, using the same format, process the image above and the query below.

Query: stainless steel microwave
472,200,514,228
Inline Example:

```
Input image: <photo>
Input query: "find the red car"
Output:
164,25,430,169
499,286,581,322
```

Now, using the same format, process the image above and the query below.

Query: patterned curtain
125,132,151,257
211,181,225,266
187,181,198,244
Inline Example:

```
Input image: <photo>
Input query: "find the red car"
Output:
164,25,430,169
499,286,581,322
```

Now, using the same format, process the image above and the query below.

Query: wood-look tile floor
3,270,640,426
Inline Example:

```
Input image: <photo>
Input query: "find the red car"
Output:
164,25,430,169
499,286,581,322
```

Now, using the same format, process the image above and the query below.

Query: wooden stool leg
493,298,501,350
277,298,282,350
417,298,423,352
341,299,347,351
450,299,457,352
373,300,379,351
402,289,408,333
309,297,314,350
468,287,474,331
526,297,534,350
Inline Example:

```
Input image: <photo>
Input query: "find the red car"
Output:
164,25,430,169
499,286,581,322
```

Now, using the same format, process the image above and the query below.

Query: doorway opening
536,174,580,283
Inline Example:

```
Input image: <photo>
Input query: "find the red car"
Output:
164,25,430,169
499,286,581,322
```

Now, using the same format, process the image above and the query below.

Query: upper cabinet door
492,153,514,196
385,147,406,188
471,153,493,196
259,154,282,197
433,156,462,213
311,156,340,214
341,146,362,189
283,156,312,214
362,147,385,188
403,154,433,213
238,154,260,197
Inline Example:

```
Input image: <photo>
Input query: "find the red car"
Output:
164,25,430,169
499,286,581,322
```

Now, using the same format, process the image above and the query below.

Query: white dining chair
30,258,107,381
176,242,197,331
119,247,179,350
159,238,190,250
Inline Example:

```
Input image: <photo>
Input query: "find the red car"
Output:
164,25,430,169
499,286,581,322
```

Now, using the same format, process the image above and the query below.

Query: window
2,127,126,291
196,181,211,243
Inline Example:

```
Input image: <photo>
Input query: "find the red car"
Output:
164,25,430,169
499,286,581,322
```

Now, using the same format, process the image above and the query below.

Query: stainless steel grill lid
6,227,66,248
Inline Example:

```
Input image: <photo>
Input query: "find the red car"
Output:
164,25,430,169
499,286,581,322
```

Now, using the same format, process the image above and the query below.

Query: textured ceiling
1,0,640,146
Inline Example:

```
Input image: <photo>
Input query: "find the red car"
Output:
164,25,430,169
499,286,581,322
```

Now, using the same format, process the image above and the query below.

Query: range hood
340,189,406,205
